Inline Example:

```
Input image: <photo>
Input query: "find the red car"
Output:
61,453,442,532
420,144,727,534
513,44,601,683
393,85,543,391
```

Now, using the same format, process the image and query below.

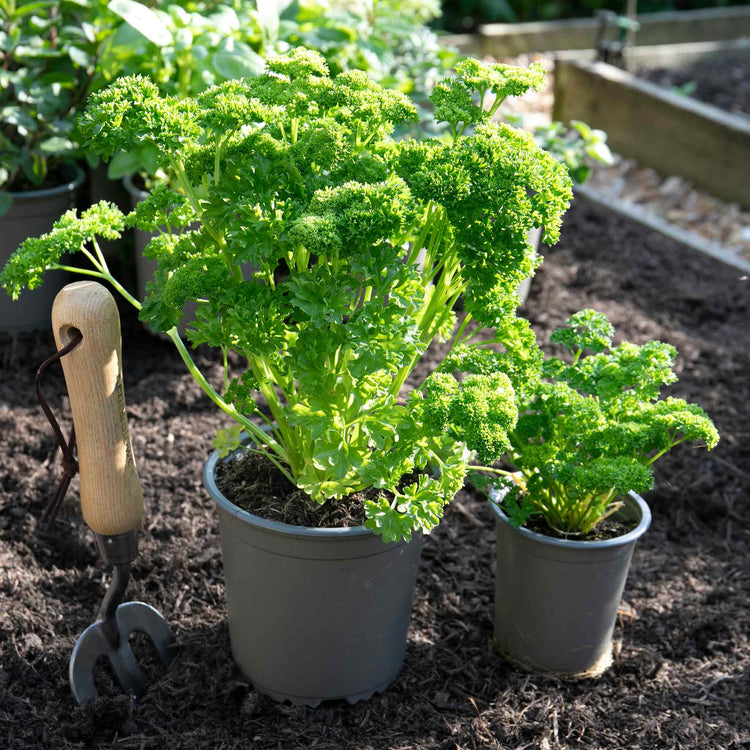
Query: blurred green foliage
1,0,457,199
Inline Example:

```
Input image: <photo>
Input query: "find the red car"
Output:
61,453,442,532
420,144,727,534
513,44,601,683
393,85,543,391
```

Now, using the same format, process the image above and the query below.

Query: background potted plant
530,118,614,186
2,50,573,703
467,309,719,677
89,0,459,300
513,117,615,305
0,0,99,330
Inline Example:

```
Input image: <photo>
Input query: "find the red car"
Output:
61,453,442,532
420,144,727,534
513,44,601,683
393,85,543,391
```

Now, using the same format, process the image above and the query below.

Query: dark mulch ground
636,55,750,117
1,197,748,749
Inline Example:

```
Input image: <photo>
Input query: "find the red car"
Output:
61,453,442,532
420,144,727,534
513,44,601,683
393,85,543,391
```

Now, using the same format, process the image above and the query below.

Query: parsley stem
467,465,518,479
167,329,289,464
79,245,103,273
53,265,107,280
222,346,229,393
91,238,109,273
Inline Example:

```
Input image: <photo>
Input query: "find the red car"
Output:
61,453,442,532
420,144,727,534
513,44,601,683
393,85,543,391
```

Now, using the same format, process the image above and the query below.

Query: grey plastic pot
1,166,85,332
122,174,162,305
87,163,131,262
490,489,651,678
516,226,543,307
203,447,423,706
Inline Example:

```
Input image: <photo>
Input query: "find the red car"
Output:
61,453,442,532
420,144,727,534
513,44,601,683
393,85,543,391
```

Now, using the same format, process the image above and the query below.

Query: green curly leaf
212,424,245,459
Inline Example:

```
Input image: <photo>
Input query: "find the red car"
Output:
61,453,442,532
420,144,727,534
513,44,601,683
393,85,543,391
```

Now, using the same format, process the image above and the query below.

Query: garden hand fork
51,281,175,703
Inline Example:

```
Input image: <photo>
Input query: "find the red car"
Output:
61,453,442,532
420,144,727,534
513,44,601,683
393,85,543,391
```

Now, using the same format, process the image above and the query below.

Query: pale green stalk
54,246,295,482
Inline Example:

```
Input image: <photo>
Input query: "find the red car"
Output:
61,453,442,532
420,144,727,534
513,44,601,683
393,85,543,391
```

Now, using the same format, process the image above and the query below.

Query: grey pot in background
490,489,651,678
87,163,132,265
203,447,423,706
88,162,130,212
516,226,543,307
1,167,85,332
122,174,157,304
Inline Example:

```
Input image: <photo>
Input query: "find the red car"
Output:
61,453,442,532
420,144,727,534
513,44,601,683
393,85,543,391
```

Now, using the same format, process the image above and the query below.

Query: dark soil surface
215,450,368,528
636,55,750,117
1,197,748,748
522,514,634,541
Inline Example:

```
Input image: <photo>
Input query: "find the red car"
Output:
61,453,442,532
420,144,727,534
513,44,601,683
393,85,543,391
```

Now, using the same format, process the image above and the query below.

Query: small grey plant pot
516,226,543,307
1,166,85,332
490,489,651,678
203,447,423,706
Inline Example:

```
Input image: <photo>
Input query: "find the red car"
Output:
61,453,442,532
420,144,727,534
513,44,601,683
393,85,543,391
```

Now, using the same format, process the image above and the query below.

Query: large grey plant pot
490,489,651,678
87,163,131,263
122,174,164,305
203,447,423,706
1,167,85,332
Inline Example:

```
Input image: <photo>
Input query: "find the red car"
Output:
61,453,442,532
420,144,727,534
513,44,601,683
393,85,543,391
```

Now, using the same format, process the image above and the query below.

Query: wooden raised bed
573,184,750,276
465,6,750,58
553,41,750,209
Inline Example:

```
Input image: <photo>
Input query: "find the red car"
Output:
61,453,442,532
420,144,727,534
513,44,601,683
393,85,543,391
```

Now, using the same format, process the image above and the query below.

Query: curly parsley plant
469,310,719,536
2,49,573,542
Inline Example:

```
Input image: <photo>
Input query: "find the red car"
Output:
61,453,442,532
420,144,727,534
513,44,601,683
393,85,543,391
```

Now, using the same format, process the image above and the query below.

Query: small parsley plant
472,309,719,536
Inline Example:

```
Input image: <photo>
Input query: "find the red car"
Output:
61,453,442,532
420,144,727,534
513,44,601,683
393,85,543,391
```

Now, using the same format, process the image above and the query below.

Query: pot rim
9,164,85,201
122,172,148,200
203,446,376,540
489,488,651,550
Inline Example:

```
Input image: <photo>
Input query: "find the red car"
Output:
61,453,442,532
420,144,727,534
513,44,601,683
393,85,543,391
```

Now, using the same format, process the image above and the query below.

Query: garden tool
50,280,175,704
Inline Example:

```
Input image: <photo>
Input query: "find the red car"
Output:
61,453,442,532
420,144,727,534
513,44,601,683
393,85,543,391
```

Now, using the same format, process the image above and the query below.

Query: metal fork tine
116,602,176,666
106,635,147,698
70,602,175,703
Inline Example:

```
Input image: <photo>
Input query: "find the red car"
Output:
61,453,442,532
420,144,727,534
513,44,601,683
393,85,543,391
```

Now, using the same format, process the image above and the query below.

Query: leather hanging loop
35,328,83,526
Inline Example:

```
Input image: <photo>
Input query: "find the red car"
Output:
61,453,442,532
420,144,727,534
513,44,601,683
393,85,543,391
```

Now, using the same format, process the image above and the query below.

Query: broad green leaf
38,136,74,154
212,47,266,79
38,71,78,85
256,0,280,43
1,106,38,133
585,141,614,165
0,191,12,217
107,0,172,47
11,0,56,17
173,27,193,52
12,44,63,59
67,46,91,68
570,120,592,140
212,424,244,458
80,22,96,44
207,6,240,34
107,150,142,179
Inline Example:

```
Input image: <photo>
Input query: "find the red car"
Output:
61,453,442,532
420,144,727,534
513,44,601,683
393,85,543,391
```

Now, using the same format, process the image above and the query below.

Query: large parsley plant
2,50,573,542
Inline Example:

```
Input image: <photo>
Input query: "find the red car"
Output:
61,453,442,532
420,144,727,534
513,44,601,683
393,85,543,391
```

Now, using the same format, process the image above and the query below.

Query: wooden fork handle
52,281,143,536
